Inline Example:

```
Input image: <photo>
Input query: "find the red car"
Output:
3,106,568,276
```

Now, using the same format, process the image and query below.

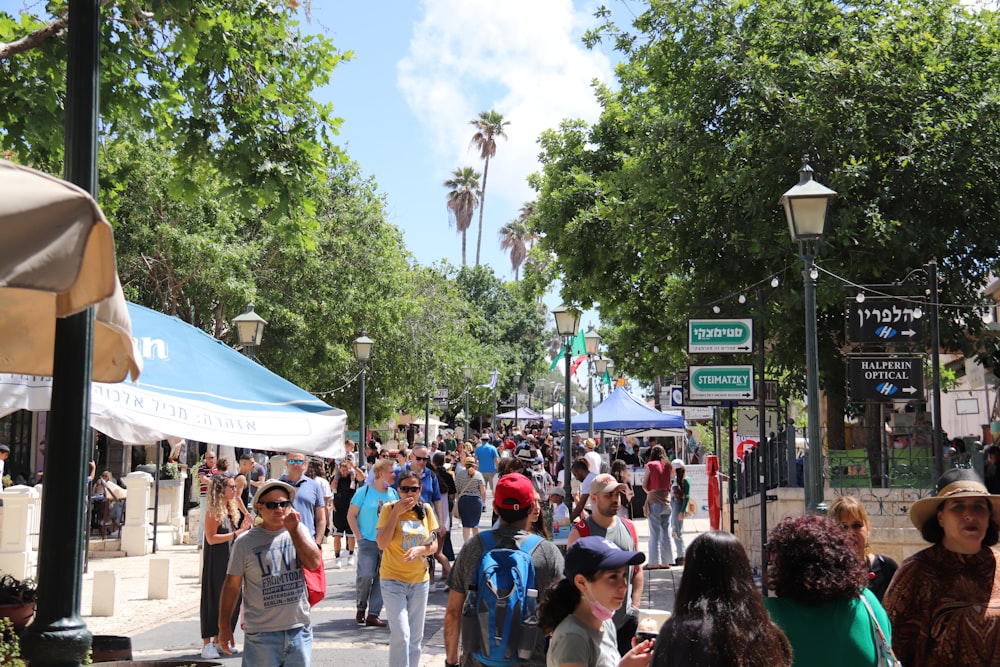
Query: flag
548,329,588,371
478,369,499,390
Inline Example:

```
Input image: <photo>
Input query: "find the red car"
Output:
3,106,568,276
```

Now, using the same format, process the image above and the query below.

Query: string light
856,292,866,303
738,294,746,304
771,277,780,288
713,305,721,314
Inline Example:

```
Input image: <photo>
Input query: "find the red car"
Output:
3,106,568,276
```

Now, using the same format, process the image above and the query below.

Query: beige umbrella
0,159,140,382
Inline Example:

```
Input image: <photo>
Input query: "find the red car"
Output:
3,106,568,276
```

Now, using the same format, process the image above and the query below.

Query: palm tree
498,202,538,280
443,167,481,266
468,109,510,266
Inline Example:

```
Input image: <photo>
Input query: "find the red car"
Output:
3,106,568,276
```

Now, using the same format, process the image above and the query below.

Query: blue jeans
242,624,312,667
381,578,429,667
669,498,685,560
647,501,673,565
355,539,383,616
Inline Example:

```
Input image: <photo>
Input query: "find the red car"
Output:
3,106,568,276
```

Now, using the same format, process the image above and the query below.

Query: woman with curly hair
882,468,1000,666
827,495,898,601
653,531,791,667
763,515,890,666
199,473,252,658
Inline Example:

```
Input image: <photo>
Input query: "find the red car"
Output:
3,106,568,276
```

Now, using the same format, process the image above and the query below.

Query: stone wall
724,485,931,572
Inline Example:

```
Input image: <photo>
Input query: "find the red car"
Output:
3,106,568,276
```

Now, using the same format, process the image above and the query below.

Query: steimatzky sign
688,365,755,401
847,299,924,344
688,319,753,354
848,356,923,402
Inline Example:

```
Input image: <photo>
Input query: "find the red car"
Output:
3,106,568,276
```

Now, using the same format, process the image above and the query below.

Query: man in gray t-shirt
444,474,564,667
218,480,324,663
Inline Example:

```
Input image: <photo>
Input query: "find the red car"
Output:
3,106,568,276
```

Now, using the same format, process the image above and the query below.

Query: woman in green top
763,515,891,667
668,460,691,565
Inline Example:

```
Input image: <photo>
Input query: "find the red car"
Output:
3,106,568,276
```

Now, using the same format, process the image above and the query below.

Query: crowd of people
191,423,1000,667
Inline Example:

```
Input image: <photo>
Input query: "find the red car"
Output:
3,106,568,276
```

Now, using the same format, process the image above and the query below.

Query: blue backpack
463,531,543,667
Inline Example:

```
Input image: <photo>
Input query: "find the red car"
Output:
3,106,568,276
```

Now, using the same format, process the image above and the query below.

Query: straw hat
908,468,1000,530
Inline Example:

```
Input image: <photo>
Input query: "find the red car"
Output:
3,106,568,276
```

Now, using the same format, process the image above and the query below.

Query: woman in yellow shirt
376,470,440,667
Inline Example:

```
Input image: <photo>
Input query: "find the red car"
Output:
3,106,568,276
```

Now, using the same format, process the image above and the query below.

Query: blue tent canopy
552,386,684,432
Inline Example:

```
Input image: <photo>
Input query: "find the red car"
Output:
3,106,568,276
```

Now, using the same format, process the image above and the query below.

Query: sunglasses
287,459,305,465
635,632,658,643
380,454,393,458
226,484,237,490
399,485,421,493
262,500,291,510
413,456,429,462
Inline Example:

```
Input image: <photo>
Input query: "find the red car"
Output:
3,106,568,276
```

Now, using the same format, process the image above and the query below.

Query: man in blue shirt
474,437,500,492
396,445,446,540
278,452,327,547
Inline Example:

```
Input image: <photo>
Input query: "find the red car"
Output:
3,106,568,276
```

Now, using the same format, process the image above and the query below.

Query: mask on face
585,583,616,622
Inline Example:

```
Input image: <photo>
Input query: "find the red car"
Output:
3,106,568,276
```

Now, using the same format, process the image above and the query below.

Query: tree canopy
531,0,1000,434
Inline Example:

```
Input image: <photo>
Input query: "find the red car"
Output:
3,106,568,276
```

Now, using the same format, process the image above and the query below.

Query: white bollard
121,471,153,557
0,485,40,580
148,558,171,600
92,570,117,617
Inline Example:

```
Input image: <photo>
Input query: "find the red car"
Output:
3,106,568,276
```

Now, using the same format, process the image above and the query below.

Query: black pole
728,405,736,534
928,261,944,480
359,361,367,451
22,1,99,663
463,379,470,441
563,343,573,512
757,288,768,577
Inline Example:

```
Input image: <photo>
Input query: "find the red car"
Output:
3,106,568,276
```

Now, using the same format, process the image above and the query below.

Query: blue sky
304,0,627,314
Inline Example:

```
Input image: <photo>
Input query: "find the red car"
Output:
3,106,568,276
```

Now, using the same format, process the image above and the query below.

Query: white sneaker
347,554,355,566
333,558,343,569
201,643,220,659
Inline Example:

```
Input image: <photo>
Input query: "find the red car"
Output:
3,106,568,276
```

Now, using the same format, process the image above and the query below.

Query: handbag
303,562,326,607
859,593,901,666
686,498,697,515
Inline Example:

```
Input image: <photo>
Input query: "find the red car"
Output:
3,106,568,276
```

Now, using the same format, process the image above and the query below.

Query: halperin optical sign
848,356,923,402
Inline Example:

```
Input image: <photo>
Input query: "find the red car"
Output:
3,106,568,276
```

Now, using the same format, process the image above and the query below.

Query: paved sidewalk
79,511,711,664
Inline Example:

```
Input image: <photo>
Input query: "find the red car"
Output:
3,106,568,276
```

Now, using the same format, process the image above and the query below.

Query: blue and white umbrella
0,302,346,458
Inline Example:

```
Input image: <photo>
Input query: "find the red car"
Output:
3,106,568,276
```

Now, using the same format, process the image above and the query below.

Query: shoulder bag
859,593,901,667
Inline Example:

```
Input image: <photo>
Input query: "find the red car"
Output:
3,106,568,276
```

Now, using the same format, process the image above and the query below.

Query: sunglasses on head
287,459,305,465
262,499,291,510
399,485,421,493
380,453,393,458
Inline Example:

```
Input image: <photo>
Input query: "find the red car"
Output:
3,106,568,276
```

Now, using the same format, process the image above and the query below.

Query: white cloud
398,0,614,212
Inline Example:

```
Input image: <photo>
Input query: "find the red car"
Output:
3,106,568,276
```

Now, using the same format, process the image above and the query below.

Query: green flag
548,329,587,371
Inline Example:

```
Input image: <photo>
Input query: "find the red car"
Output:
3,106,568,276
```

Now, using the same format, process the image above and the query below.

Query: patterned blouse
882,542,1000,666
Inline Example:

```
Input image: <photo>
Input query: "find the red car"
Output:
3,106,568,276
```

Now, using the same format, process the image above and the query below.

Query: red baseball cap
494,474,535,511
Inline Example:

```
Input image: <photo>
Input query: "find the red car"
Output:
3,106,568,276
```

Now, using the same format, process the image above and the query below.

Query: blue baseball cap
565,536,645,579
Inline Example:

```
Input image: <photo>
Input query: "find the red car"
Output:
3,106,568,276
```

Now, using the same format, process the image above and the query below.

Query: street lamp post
781,161,836,514
594,356,609,402
233,302,267,360
463,365,473,441
553,304,582,512
584,327,602,438
513,372,522,431
353,330,374,449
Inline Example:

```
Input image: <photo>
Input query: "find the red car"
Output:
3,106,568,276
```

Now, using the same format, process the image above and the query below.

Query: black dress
200,512,240,639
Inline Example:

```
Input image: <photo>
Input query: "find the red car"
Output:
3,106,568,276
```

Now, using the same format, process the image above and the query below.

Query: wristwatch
446,661,460,667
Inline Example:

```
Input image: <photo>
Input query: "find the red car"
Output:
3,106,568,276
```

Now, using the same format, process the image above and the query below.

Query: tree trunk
476,158,490,266
461,230,467,266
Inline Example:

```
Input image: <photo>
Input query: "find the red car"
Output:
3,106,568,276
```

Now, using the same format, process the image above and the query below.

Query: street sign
688,318,753,354
669,385,684,408
737,409,779,436
688,365,755,401
683,406,713,420
848,356,923,402
847,299,924,344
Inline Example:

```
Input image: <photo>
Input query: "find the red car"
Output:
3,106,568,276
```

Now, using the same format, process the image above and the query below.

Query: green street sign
688,319,753,354
688,365,755,401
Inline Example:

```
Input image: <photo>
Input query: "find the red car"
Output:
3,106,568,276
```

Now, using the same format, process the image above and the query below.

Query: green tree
498,203,538,281
532,0,1000,447
444,166,481,266
469,109,509,266
0,0,347,223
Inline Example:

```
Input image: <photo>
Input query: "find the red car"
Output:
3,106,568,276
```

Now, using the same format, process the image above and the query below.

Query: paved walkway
80,509,711,664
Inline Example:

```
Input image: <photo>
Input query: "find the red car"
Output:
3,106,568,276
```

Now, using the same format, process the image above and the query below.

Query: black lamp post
463,365,473,441
584,327,602,438
353,330,374,449
553,304,581,511
233,303,267,360
594,356,609,402
781,161,836,514
513,372,522,430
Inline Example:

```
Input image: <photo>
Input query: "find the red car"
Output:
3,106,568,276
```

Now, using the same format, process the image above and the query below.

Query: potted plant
0,574,36,631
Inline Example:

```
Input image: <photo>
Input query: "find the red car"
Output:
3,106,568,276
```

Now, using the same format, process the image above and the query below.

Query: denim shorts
242,624,312,667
